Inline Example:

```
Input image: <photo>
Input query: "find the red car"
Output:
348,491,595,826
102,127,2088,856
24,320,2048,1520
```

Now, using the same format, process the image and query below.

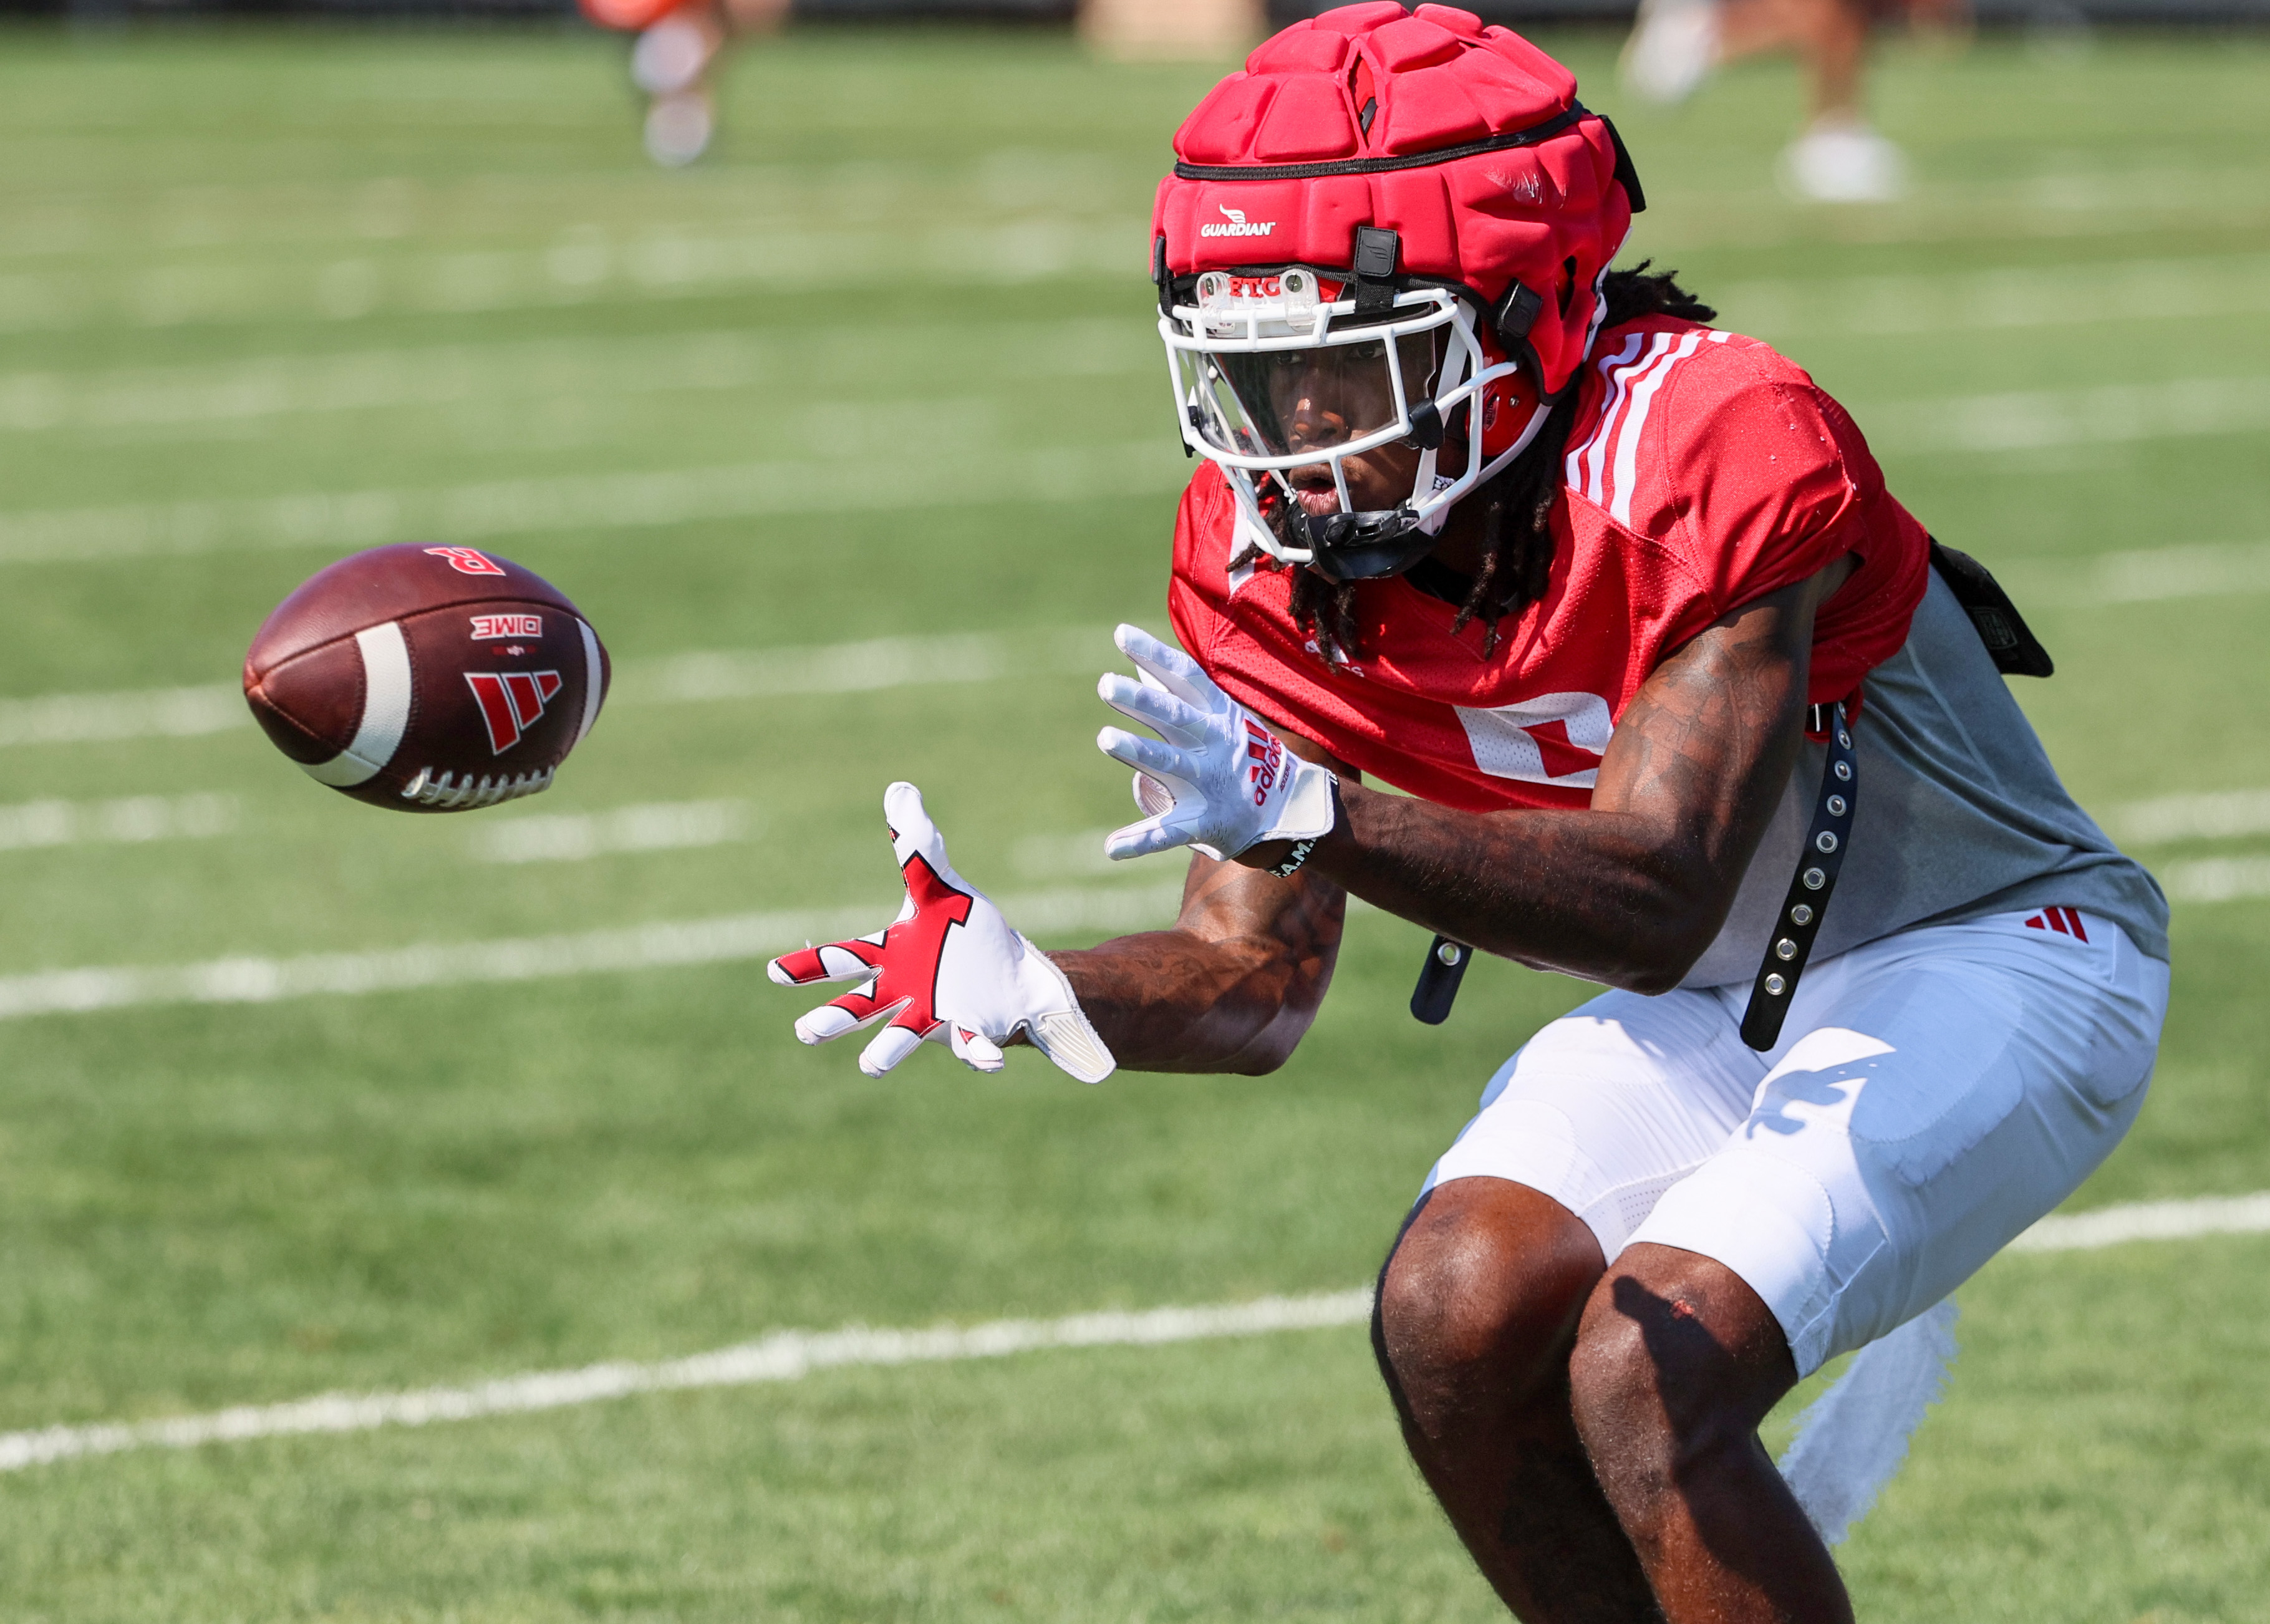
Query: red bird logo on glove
767,782,1114,1083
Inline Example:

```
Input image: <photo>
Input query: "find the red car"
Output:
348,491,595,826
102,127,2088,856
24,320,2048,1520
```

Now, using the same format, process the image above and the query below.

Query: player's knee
1568,1264,1756,1478
1372,1181,1600,1443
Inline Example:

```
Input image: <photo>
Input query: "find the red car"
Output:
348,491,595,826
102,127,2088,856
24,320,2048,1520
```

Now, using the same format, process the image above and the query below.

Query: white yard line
2079,539,2270,604
1865,375,2270,455
1643,168,2270,252
2107,786,2270,846
2006,1191,2270,1252
2158,854,2270,904
0,1290,1375,1474
1715,252,2270,340
0,438,1183,565
1013,826,1124,881
2100,786,2270,898
0,793,236,851
1,1189,2263,1474
2004,538,2270,607
0,684,244,748
0,317,1142,436
0,626,1115,750
0,880,1186,1023
631,627,1110,704
0,154,1144,268
467,800,751,865
0,218,1149,334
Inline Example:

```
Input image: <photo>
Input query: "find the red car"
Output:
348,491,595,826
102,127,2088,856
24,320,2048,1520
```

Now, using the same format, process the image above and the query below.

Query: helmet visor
1174,330,1442,464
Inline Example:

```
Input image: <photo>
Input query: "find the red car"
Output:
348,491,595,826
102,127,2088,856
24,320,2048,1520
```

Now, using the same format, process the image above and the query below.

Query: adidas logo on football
1201,205,1276,239
465,670,564,754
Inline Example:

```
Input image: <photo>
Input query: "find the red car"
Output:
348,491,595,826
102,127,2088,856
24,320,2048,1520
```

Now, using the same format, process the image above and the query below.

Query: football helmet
1153,2,1644,581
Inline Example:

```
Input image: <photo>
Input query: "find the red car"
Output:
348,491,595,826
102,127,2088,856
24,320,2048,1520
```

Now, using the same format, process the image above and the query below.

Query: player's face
1266,332,1436,516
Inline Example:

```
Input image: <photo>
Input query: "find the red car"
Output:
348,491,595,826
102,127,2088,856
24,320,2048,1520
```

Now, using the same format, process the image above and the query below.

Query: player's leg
1374,992,1767,1621
1779,0,1906,200
631,0,727,167
1567,909,2167,1622
1623,0,1835,107
1793,0,1870,123
721,0,788,29
1568,1249,1849,1623
1620,0,1725,105
1711,0,1824,65
1375,1179,1657,1623
635,0,782,167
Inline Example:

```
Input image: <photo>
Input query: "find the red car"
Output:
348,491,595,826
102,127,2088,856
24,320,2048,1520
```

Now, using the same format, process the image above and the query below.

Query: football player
579,0,788,167
1621,0,1969,201
771,6,2167,1619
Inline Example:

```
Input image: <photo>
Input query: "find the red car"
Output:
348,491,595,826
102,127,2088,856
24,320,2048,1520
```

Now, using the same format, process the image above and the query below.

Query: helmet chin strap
1288,503,1433,584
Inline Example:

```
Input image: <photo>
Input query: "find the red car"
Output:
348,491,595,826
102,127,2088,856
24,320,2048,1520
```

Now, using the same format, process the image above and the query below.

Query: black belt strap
1738,698,1858,1051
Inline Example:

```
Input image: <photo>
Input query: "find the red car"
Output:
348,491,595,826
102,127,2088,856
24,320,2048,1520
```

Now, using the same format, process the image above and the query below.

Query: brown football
243,543,611,813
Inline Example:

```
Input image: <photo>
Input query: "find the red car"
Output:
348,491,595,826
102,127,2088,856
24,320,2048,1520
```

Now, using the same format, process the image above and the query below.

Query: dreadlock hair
1247,262,1716,663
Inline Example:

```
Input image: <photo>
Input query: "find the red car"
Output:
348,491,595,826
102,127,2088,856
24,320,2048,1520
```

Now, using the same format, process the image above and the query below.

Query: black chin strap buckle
1298,503,1429,584
1739,697,1859,1051
1492,281,1543,347
1353,226,1399,317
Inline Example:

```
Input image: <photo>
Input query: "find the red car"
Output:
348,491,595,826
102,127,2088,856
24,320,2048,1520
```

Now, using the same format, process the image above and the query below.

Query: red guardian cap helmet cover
1153,2,1643,581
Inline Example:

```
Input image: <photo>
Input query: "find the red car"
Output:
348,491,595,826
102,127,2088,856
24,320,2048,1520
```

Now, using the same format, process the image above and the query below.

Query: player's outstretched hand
1096,624,1336,864
766,782,1115,1084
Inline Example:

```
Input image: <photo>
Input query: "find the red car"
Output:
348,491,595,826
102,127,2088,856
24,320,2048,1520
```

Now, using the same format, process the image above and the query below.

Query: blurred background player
1078,0,1260,59
580,0,789,167
1621,0,1969,201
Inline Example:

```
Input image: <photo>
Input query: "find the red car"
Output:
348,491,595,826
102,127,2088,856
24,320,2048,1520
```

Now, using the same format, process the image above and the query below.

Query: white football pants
1421,909,2169,1375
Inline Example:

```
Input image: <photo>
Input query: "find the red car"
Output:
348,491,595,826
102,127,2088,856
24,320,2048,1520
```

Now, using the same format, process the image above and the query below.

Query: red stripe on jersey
2063,907,2089,941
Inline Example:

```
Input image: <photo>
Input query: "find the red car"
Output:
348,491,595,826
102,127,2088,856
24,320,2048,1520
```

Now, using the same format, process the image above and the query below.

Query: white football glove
1095,624,1338,864
766,782,1115,1084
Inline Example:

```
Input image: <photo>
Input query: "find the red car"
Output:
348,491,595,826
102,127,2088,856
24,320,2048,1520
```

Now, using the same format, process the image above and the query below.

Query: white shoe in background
631,12,716,97
1780,117,1908,202
1620,0,1719,105
644,90,714,167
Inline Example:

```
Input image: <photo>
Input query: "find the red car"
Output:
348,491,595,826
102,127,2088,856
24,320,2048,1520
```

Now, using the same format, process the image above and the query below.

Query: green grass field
2,17,2269,1620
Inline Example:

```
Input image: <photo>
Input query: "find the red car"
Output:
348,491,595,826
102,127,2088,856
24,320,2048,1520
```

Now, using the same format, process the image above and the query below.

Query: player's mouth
1287,468,1343,516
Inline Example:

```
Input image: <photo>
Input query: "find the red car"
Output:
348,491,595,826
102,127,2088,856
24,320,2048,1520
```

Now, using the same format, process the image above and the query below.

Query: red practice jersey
1168,316,1933,813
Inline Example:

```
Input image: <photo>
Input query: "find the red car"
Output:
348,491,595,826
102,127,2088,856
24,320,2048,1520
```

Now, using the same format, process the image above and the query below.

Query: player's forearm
1043,853,1345,1075
1048,927,1330,1074
1308,791,1729,993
